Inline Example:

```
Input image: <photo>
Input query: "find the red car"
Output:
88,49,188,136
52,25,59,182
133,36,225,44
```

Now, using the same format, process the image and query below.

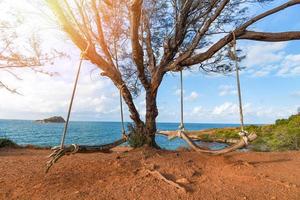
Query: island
35,116,66,123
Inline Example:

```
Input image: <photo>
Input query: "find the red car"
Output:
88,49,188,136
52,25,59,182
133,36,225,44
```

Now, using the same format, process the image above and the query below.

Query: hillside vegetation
195,114,300,152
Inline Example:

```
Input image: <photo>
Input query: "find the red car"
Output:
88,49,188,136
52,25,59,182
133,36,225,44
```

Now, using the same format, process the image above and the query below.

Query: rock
35,116,65,123
176,178,190,184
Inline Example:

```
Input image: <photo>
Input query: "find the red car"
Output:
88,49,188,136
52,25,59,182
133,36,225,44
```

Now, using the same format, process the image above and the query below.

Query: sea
0,120,241,150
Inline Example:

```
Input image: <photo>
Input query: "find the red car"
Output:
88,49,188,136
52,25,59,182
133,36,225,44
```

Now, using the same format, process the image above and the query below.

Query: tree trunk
144,90,159,148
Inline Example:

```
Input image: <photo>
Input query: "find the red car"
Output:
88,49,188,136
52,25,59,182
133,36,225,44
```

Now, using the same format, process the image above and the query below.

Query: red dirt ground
0,147,299,200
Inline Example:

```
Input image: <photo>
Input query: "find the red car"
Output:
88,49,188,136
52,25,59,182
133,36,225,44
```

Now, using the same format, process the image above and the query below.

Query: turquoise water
0,120,240,150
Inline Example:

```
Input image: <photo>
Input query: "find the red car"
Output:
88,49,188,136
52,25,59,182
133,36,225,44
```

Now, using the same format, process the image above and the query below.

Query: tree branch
238,31,300,42
46,0,144,127
168,0,229,71
240,0,300,30
181,0,300,67
159,1,193,67
130,0,150,90
46,0,112,75
143,11,156,74
91,0,114,64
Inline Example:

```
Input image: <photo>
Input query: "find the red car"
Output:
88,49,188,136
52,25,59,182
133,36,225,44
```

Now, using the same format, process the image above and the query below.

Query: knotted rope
60,43,90,149
231,32,249,145
179,70,185,131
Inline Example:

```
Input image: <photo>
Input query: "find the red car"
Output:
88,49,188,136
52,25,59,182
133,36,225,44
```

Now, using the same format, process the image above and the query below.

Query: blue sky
0,0,299,124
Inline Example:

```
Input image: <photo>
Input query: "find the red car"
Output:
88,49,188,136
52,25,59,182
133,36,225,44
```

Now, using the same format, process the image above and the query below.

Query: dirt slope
0,147,299,200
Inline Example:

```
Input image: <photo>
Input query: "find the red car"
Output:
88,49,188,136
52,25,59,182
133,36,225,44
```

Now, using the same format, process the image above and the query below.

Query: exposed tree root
144,169,186,193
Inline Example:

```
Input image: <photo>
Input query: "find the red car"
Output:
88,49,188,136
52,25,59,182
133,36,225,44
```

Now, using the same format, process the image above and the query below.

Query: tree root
144,169,186,193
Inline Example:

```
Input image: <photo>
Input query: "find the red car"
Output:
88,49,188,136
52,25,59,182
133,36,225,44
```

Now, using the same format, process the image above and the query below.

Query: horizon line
0,118,266,125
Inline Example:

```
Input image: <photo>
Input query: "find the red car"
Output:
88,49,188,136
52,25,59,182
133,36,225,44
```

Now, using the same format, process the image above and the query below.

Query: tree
45,0,300,147
0,4,63,94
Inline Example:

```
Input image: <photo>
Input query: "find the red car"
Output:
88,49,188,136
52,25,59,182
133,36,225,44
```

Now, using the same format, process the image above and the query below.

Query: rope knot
80,42,91,59
177,130,183,139
118,83,126,94
239,130,249,146
71,144,79,154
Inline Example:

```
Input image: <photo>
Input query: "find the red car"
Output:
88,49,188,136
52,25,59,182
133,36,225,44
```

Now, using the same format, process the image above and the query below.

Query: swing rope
179,70,185,131
172,32,256,154
60,43,90,149
114,39,126,137
112,1,126,137
232,32,245,134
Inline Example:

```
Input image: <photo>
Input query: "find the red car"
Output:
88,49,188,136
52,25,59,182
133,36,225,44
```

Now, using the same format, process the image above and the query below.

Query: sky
0,0,300,124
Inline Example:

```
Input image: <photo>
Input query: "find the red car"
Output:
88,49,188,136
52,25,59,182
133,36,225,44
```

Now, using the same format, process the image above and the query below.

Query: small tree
45,0,300,147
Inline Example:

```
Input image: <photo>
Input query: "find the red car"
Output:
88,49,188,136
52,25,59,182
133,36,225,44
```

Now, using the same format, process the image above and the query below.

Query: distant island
35,116,66,123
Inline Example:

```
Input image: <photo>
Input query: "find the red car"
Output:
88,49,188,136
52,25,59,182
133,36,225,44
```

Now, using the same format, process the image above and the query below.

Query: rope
232,32,246,135
59,43,90,149
112,3,126,137
179,70,185,131
119,90,126,136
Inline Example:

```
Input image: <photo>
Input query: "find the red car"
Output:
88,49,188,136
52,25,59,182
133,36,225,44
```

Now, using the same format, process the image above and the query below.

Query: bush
127,124,149,148
275,119,288,126
0,138,18,148
250,115,300,151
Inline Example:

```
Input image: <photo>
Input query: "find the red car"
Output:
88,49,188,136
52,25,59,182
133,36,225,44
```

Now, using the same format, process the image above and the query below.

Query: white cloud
244,42,287,68
218,85,237,96
242,42,300,78
174,89,184,96
184,102,297,124
185,91,199,101
276,54,300,77
191,106,203,115
0,58,122,121
174,88,199,102
212,102,239,116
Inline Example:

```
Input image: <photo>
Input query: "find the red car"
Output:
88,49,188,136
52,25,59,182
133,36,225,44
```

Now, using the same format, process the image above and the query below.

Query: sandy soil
0,147,299,200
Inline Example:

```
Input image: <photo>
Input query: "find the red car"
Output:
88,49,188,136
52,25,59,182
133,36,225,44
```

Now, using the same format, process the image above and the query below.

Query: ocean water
0,120,240,150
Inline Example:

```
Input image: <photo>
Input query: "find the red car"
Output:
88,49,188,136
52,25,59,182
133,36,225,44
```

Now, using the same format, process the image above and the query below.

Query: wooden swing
158,32,257,154
46,43,129,173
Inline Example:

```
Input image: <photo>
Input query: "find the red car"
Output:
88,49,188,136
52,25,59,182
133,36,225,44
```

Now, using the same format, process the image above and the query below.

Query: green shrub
250,115,300,151
127,124,149,148
197,114,300,152
275,119,288,126
0,138,18,148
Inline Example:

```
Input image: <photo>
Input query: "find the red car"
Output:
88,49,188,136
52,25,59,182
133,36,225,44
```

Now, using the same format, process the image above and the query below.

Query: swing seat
46,136,129,173
158,129,240,144
179,130,257,155
157,129,257,154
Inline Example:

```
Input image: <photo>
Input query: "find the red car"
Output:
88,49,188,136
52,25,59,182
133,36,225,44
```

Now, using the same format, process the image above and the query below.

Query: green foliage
127,124,150,148
249,115,300,151
215,129,240,139
0,138,17,148
275,119,288,126
197,114,300,152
